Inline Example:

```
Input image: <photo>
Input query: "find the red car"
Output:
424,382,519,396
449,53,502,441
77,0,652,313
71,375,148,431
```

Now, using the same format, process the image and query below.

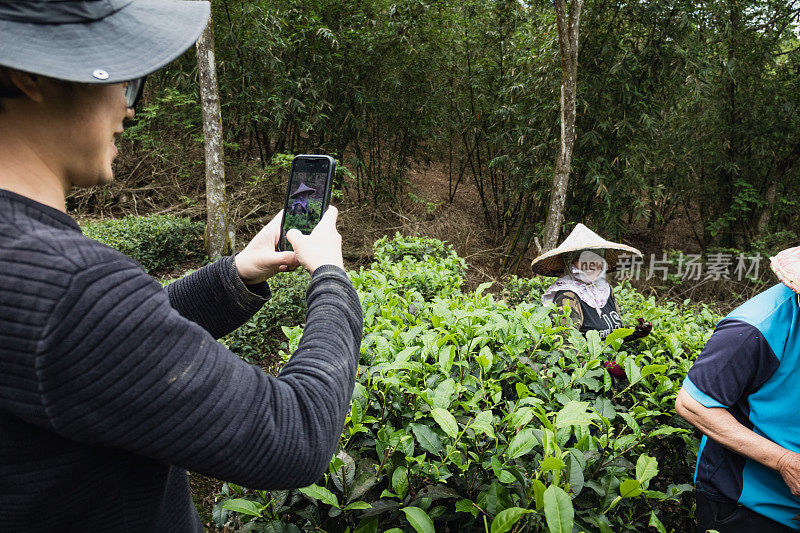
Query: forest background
69,0,800,281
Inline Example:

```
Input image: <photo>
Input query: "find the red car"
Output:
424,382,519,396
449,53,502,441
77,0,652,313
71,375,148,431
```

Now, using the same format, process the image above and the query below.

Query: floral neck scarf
542,253,611,316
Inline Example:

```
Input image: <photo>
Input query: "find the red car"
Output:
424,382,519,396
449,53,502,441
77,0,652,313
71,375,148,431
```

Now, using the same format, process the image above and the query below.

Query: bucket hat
531,223,642,276
770,246,800,294
0,0,210,84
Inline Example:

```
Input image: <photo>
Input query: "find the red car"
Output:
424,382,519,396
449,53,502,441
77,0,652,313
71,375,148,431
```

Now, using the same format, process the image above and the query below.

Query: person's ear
6,69,43,103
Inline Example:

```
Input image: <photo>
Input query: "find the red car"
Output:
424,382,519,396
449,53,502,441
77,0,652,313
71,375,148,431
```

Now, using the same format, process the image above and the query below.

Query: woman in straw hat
0,1,361,532
530,224,652,375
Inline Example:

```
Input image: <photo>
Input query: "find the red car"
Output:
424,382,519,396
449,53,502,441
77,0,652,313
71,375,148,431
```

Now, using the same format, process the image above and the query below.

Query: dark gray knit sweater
0,189,363,532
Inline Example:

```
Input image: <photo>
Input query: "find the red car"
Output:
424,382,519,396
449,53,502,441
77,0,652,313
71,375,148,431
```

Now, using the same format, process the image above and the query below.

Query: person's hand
777,451,800,497
234,210,299,284
626,318,653,341
286,205,344,274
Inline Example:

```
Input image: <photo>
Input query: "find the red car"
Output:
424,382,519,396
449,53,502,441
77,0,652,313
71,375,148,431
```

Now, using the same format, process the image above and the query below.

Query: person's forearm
675,387,788,471
166,255,269,338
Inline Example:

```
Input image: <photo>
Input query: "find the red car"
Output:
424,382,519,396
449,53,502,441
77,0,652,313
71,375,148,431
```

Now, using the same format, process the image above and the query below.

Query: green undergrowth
82,214,205,275
211,234,719,533
222,269,311,367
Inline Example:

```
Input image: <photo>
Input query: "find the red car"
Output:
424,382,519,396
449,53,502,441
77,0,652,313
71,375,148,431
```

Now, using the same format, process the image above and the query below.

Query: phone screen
280,156,333,250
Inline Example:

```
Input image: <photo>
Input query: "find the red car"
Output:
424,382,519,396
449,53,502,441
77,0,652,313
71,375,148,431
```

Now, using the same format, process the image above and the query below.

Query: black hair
0,67,23,112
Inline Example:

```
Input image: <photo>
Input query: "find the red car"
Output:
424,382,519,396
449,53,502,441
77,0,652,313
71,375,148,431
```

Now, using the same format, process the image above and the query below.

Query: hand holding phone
287,206,344,274
235,210,300,285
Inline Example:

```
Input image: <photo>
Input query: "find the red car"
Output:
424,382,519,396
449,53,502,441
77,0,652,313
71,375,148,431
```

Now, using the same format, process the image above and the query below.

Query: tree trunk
756,182,777,237
543,0,583,251
756,141,800,237
197,12,233,258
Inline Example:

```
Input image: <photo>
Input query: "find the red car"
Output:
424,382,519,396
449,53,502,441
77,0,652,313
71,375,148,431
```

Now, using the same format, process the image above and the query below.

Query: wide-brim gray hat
0,0,210,84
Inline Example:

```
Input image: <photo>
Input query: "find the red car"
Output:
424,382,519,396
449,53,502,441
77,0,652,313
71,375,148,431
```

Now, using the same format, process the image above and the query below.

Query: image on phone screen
280,156,333,251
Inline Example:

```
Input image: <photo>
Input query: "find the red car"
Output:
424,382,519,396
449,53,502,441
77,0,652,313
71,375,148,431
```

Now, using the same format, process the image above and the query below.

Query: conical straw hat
770,246,800,294
531,223,642,276
290,182,316,198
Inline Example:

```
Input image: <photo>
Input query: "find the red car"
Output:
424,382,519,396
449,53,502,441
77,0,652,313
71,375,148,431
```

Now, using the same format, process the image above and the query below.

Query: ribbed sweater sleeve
5,238,362,490
165,255,270,339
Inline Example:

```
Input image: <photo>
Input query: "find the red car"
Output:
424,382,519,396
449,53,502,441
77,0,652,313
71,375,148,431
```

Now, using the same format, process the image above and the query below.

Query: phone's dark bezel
278,154,336,251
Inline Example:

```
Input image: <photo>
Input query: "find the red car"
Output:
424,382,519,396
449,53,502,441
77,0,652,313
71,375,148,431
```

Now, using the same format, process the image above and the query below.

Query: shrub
82,215,205,275
355,233,467,301
373,233,456,263
213,236,718,533
222,269,310,366
501,275,556,307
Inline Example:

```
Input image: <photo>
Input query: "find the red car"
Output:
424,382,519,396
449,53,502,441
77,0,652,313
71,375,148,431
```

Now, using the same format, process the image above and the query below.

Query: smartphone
278,154,335,251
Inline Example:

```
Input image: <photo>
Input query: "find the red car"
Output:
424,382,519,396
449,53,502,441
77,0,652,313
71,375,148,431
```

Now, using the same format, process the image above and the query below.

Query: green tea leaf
471,410,496,439
586,329,603,358
221,498,263,518
433,378,456,409
410,423,443,455
543,485,574,533
647,426,687,438
593,397,616,421
438,345,456,374
648,511,667,533
478,345,494,372
298,484,340,508
506,428,538,459
620,478,643,498
490,507,532,533
348,471,378,503
533,479,547,510
603,327,634,347
481,482,510,516
623,357,642,383
539,455,566,474
350,397,363,426
402,506,435,533
455,499,478,517
641,364,668,378
636,454,658,486
475,281,494,296
566,453,585,496
353,516,379,533
509,406,534,429
345,501,373,511
392,466,409,498
432,408,459,439
555,401,597,429
418,484,462,501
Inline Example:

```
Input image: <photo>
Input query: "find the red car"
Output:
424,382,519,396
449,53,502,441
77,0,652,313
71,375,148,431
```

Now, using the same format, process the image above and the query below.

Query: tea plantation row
81,217,715,532
214,234,717,533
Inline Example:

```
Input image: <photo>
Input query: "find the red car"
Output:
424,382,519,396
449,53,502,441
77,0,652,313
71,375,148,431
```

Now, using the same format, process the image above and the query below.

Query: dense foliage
212,235,718,532
223,268,310,367
119,0,800,259
82,215,206,275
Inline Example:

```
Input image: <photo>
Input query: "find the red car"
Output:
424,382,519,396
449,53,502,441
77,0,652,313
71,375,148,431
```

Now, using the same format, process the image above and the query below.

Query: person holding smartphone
0,1,362,532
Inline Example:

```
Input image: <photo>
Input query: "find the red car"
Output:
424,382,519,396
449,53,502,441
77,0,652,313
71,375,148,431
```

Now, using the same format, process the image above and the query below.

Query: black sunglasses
123,77,146,109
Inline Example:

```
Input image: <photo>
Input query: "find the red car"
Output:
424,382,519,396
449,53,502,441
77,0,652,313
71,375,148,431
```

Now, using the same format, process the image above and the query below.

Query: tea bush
213,236,718,533
83,215,205,275
501,275,556,307
222,269,310,364
361,233,467,301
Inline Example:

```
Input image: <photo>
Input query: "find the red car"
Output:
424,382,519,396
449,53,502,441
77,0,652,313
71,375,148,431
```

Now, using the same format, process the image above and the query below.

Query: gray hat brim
0,0,210,83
